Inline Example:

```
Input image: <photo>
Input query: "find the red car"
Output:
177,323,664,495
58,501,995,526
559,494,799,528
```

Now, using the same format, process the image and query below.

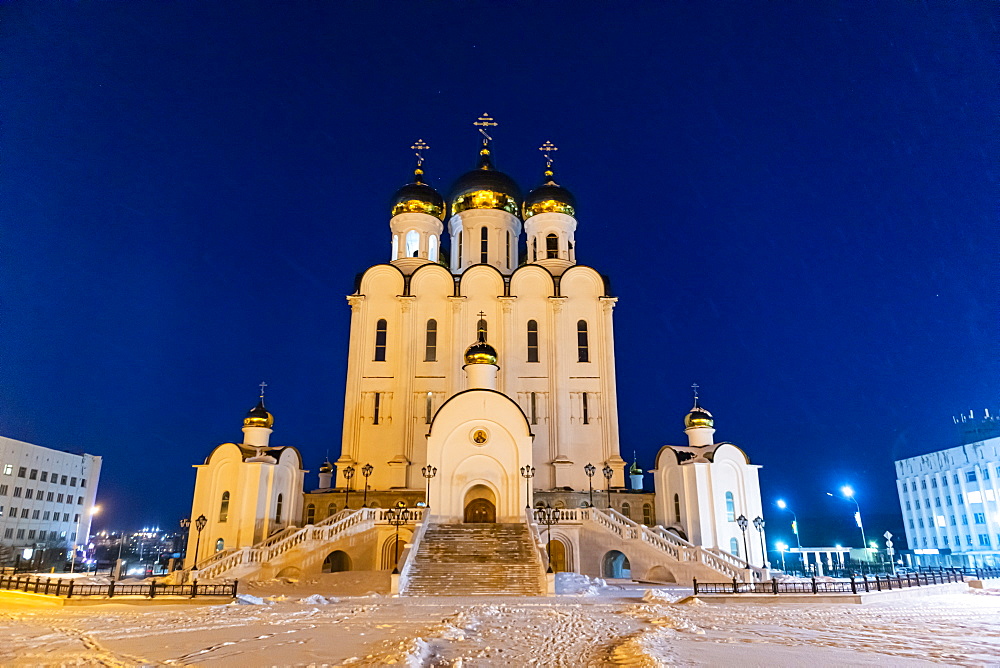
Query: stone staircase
401,523,546,596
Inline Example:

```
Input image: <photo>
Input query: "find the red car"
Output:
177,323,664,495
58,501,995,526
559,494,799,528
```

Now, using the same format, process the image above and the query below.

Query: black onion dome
449,150,522,216
523,171,577,219
391,174,446,221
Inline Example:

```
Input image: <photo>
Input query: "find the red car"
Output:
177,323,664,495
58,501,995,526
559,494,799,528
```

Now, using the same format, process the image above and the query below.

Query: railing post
44,579,51,595
862,575,869,592
692,578,698,595
811,577,817,594
772,578,778,595
108,581,115,598
191,580,198,599
54,580,61,597
732,577,738,594
67,580,74,599
875,575,882,591
850,576,857,594
149,582,156,599
233,579,239,598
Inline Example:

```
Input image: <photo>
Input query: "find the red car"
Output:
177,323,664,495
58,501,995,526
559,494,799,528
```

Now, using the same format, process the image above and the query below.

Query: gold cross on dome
410,139,430,167
259,381,268,399
474,113,498,142
539,141,558,168
691,383,699,399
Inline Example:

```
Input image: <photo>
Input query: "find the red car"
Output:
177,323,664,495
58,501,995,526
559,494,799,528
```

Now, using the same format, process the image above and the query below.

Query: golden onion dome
391,169,446,221
684,402,714,429
629,460,643,475
319,460,333,474
244,398,274,429
449,148,522,216
523,169,576,219
463,327,498,365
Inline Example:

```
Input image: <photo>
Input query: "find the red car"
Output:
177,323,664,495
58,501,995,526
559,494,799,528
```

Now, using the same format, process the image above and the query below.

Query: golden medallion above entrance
471,428,489,445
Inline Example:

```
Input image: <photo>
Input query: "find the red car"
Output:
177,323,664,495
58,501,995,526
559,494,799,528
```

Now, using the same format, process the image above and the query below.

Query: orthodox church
184,118,767,590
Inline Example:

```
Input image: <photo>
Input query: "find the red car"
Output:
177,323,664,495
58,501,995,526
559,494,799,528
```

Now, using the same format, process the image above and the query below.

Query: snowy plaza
1,574,999,666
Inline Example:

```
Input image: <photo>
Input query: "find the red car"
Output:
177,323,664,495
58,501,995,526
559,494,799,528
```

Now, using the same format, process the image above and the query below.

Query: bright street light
841,485,854,498
776,499,787,509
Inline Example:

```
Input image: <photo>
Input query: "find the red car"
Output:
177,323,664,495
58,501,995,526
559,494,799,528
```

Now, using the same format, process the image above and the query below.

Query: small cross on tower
539,141,558,168
691,383,699,400
259,381,268,399
474,113,498,143
410,139,430,168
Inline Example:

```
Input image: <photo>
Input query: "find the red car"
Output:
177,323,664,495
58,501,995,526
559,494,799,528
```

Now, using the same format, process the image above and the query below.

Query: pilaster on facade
546,296,568,488
599,296,622,485
498,296,516,393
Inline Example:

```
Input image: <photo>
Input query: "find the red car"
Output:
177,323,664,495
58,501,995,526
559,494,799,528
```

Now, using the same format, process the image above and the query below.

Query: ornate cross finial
539,140,558,168
410,139,430,168
474,113,497,143
259,381,268,399
691,383,699,399
477,311,487,319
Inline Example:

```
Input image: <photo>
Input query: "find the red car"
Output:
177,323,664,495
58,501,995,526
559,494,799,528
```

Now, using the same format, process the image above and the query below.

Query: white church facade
183,122,768,590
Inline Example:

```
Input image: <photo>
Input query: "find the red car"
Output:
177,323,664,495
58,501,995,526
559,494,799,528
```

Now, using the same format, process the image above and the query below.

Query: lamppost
385,501,411,574
752,516,767,568
192,514,207,570
343,465,356,509
775,499,802,571
736,514,750,564
828,486,867,568
775,541,788,571
421,466,437,508
584,463,596,507
534,505,561,573
520,465,535,509
361,463,373,507
602,464,614,510
179,517,191,569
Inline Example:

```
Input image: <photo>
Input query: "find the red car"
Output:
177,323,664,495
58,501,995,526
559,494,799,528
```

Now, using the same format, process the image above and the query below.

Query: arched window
480,227,489,263
374,319,387,361
725,492,735,522
424,319,437,361
391,234,399,260
532,237,537,261
457,230,463,264
219,491,230,523
530,392,538,425
428,235,438,262
477,318,487,340
621,502,631,519
527,320,539,362
215,538,225,553
405,230,420,257
577,321,589,362
673,494,681,523
275,494,284,524
582,392,590,424
643,503,653,525
327,503,337,517
730,537,740,557
546,233,559,259
425,391,433,424
506,231,512,268
306,503,316,524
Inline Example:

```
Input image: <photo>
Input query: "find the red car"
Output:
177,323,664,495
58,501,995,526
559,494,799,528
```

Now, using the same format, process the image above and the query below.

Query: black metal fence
914,566,1000,580
0,575,238,599
693,571,966,595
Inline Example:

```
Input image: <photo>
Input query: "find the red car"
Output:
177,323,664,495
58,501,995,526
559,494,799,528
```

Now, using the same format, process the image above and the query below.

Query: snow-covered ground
1,572,998,666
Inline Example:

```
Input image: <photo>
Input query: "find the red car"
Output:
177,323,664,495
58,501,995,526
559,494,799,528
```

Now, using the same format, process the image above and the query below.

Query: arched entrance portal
323,550,351,573
550,539,568,573
463,484,497,523
602,550,631,579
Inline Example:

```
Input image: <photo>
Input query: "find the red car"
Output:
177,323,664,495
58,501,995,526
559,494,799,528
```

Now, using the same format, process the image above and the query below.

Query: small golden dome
391,171,446,221
449,148,522,217
464,325,498,365
523,169,576,219
319,461,333,474
244,398,274,429
684,403,714,429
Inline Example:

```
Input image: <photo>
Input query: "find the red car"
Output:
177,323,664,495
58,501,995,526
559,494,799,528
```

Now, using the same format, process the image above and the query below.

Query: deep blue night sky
2,2,996,549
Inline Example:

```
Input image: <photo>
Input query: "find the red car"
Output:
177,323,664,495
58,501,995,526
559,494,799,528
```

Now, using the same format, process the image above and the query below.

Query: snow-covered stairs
401,523,546,596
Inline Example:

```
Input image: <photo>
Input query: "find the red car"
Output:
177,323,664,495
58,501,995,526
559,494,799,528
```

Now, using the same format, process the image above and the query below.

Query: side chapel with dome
183,117,767,591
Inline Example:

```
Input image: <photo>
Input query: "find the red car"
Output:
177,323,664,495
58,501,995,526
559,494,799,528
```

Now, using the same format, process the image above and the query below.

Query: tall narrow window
424,319,437,361
306,504,316,524
391,234,399,259
532,237,537,261
480,227,489,263
405,230,420,257
546,233,559,259
477,318,487,340
457,230,463,264
374,319,387,361
582,392,590,424
730,537,740,557
219,491,230,523
373,392,381,425
425,392,433,424
527,320,539,362
725,492,735,522
327,503,336,516
577,320,589,362
215,538,225,552
275,494,284,524
568,240,574,261
506,231,512,268
673,494,681,523
621,502,631,519
428,235,438,262
643,503,653,525
530,392,538,425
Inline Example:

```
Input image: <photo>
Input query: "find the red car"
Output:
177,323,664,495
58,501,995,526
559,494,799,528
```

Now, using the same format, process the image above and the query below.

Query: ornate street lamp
602,464,614,510
361,463,373,507
192,514,207,569
520,465,535,509
343,465,356,509
534,505,562,573
736,514,750,564
385,501,411,574
752,516,767,568
421,465,437,508
179,517,191,563
584,463,596,507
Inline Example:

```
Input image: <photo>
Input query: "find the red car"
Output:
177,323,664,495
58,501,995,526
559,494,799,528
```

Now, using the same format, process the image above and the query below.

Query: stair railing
397,511,432,594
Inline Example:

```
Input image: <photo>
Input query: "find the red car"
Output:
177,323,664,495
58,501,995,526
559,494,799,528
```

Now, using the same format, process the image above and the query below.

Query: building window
950,515,956,525
915,499,920,509
931,478,937,488
725,492,735,522
974,512,986,524
428,235,438,262
730,538,740,557
905,500,911,510
546,233,558,259
219,491,230,523
328,503,336,516
477,318,487,340
958,493,964,504
962,515,968,525
643,503,653,525
935,497,941,507
531,237,537,261
527,320,539,362
577,321,589,362
0,485,6,495
373,392,382,425
506,231,512,268
18,467,26,478
966,470,977,483
306,504,316,524
983,468,990,480
21,509,28,518
918,518,924,528
24,489,32,499
529,392,538,425
979,534,991,547
674,494,681,523
70,477,77,487
425,392,433,424
568,240,574,260
921,480,926,489
392,234,399,259
57,494,63,503
40,472,47,482
32,510,39,519
908,519,914,528
374,319,387,361
61,475,67,485
947,496,952,505
405,230,419,258
425,319,437,362
13,487,21,498
582,392,590,424
621,502,631,519
29,469,37,480
480,227,489,263
46,492,53,501
215,538,225,552
275,494,284,524
16,529,24,539
457,230,463,263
